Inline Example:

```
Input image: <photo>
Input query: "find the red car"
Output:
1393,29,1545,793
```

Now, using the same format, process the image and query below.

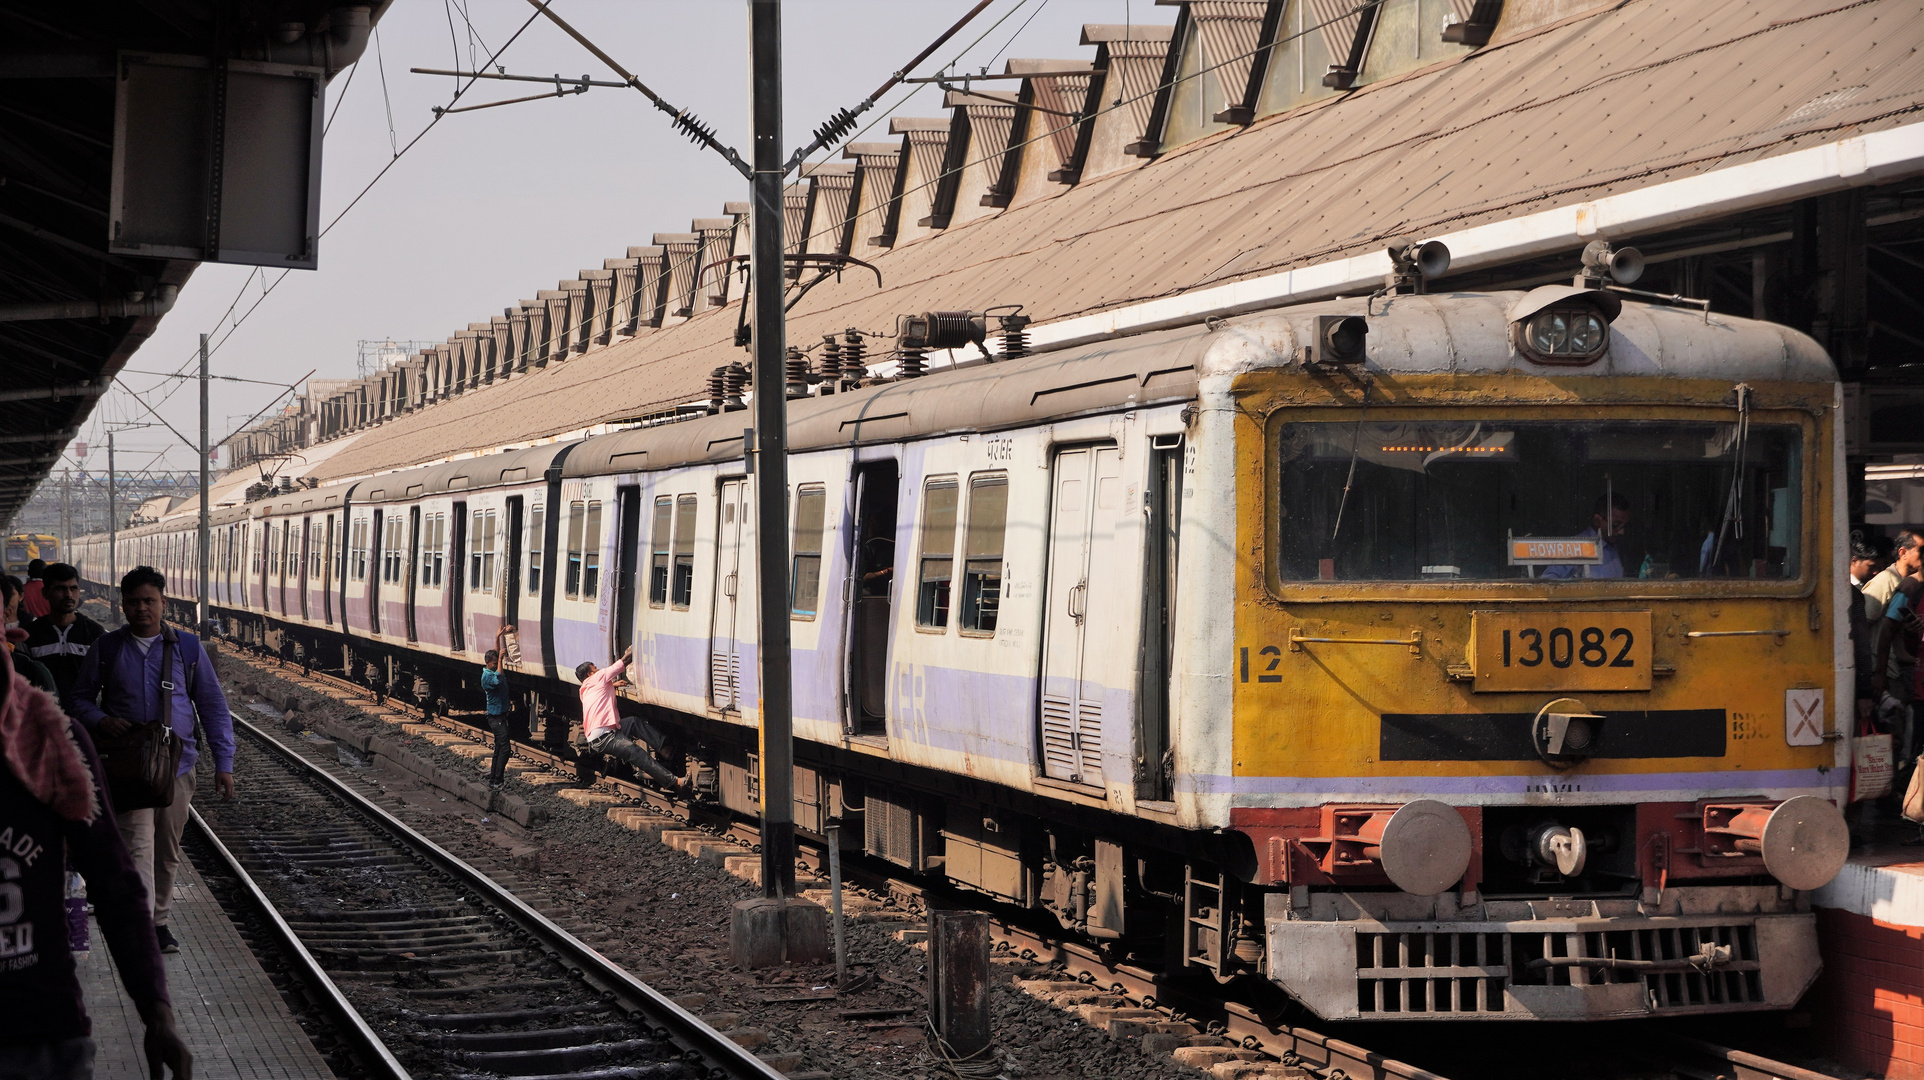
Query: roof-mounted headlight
1508,285,1621,366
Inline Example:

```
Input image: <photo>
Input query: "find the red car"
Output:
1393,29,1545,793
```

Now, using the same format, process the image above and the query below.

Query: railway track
224,648,1857,1080
193,711,785,1080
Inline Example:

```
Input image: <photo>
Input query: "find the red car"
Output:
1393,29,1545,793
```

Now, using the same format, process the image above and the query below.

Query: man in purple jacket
71,566,235,956
0,625,189,1077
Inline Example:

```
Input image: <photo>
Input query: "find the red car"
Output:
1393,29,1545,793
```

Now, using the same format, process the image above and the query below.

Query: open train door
448,504,466,653
844,461,898,737
611,487,639,659
1038,444,1128,789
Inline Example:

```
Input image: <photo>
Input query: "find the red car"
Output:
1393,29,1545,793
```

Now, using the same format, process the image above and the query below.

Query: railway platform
76,850,334,1079
1812,820,1924,1080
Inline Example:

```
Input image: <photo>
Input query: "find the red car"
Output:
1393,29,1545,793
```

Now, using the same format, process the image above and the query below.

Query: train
5,533,59,577
72,277,1853,1022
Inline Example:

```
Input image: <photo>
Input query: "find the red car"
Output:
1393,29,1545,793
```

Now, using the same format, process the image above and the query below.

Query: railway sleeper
407,1002,618,1030
452,1037,667,1074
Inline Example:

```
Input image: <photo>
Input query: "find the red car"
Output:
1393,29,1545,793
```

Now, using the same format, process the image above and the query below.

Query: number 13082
1472,611,1653,692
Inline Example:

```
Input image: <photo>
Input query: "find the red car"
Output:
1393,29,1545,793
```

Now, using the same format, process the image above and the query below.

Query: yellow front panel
1230,374,1837,802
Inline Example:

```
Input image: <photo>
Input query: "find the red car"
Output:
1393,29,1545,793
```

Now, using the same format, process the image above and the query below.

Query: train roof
348,443,575,507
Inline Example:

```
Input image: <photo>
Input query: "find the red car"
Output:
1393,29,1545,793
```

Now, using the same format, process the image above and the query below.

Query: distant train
6,533,59,576
74,282,1854,1021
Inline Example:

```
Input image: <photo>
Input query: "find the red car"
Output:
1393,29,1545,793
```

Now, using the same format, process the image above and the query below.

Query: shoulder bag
96,631,185,812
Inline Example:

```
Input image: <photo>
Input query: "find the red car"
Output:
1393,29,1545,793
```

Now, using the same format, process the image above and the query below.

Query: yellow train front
1190,285,1849,1020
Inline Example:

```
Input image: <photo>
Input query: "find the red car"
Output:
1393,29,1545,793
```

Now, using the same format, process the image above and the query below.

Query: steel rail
1662,1036,1850,1080
186,804,413,1079
223,713,788,1080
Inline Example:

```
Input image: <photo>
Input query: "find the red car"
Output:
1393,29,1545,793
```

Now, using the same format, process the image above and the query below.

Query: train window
1273,419,1804,583
470,509,497,594
791,486,827,619
526,504,544,596
310,524,323,578
384,516,406,584
565,500,585,598
960,474,1008,634
581,501,603,599
419,513,446,588
649,497,672,607
672,494,697,609
351,518,369,581
916,478,959,628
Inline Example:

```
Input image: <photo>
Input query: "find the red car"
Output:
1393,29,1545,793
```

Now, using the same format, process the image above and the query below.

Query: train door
503,496,524,633
1037,444,1125,788
1136,438,1183,801
844,461,898,737
368,510,383,634
404,506,420,643
448,503,466,652
323,515,335,625
299,517,311,620
709,480,747,711
612,487,640,658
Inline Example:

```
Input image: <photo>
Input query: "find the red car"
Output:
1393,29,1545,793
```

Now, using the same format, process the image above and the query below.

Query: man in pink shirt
576,645,684,790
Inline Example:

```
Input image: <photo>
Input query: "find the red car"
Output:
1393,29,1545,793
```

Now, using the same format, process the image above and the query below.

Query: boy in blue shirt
482,625,512,787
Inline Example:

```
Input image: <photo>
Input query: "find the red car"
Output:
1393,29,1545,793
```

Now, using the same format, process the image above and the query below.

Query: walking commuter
70,566,235,955
24,563,105,708
0,623,190,1079
482,625,513,788
20,559,49,620
576,646,685,792
1,574,58,697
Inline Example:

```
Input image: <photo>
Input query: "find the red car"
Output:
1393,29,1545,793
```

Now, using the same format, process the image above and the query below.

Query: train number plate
1471,611,1652,692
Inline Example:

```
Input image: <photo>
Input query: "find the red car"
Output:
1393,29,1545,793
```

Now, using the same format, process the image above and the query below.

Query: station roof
0,2,389,527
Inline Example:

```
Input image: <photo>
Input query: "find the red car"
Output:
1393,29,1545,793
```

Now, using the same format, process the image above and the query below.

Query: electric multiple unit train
73,281,1853,1021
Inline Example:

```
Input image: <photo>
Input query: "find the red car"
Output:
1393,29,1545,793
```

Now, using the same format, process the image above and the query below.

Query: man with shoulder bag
70,566,235,956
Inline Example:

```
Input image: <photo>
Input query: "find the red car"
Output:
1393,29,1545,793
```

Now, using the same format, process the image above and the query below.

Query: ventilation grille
1356,932,1511,1014
1355,924,1762,1015
863,786,922,869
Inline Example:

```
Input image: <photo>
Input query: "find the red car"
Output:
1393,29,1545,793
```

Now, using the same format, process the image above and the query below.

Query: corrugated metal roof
1191,0,1268,104
310,0,1924,482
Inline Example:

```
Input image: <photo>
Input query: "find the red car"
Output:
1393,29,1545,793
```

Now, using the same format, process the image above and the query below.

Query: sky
75,0,1152,480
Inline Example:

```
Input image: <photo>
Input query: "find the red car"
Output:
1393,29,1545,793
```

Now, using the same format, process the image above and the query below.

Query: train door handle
723,572,737,598
1068,581,1087,624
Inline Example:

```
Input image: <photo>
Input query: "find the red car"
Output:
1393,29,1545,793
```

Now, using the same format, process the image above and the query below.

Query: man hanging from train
23,564,104,710
576,646,686,793
69,566,236,956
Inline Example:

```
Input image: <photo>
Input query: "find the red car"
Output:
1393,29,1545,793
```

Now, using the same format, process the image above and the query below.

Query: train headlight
1508,285,1621,366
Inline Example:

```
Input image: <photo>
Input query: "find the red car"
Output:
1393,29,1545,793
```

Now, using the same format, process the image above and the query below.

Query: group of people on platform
2,560,230,1078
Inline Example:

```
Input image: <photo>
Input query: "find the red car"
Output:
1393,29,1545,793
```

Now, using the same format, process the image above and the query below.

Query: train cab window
960,474,1008,634
791,486,827,619
649,497,672,607
1273,419,1804,583
916,478,959,628
469,509,497,594
527,504,545,596
419,513,446,588
672,494,697,609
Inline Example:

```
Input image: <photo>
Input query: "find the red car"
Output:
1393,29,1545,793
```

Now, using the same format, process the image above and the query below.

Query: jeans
586,715,677,786
0,1037,96,1079
116,769,194,927
487,712,513,783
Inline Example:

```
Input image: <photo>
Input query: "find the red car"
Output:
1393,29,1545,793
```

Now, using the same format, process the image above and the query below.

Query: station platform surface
1811,813,1924,1080
77,851,335,1078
